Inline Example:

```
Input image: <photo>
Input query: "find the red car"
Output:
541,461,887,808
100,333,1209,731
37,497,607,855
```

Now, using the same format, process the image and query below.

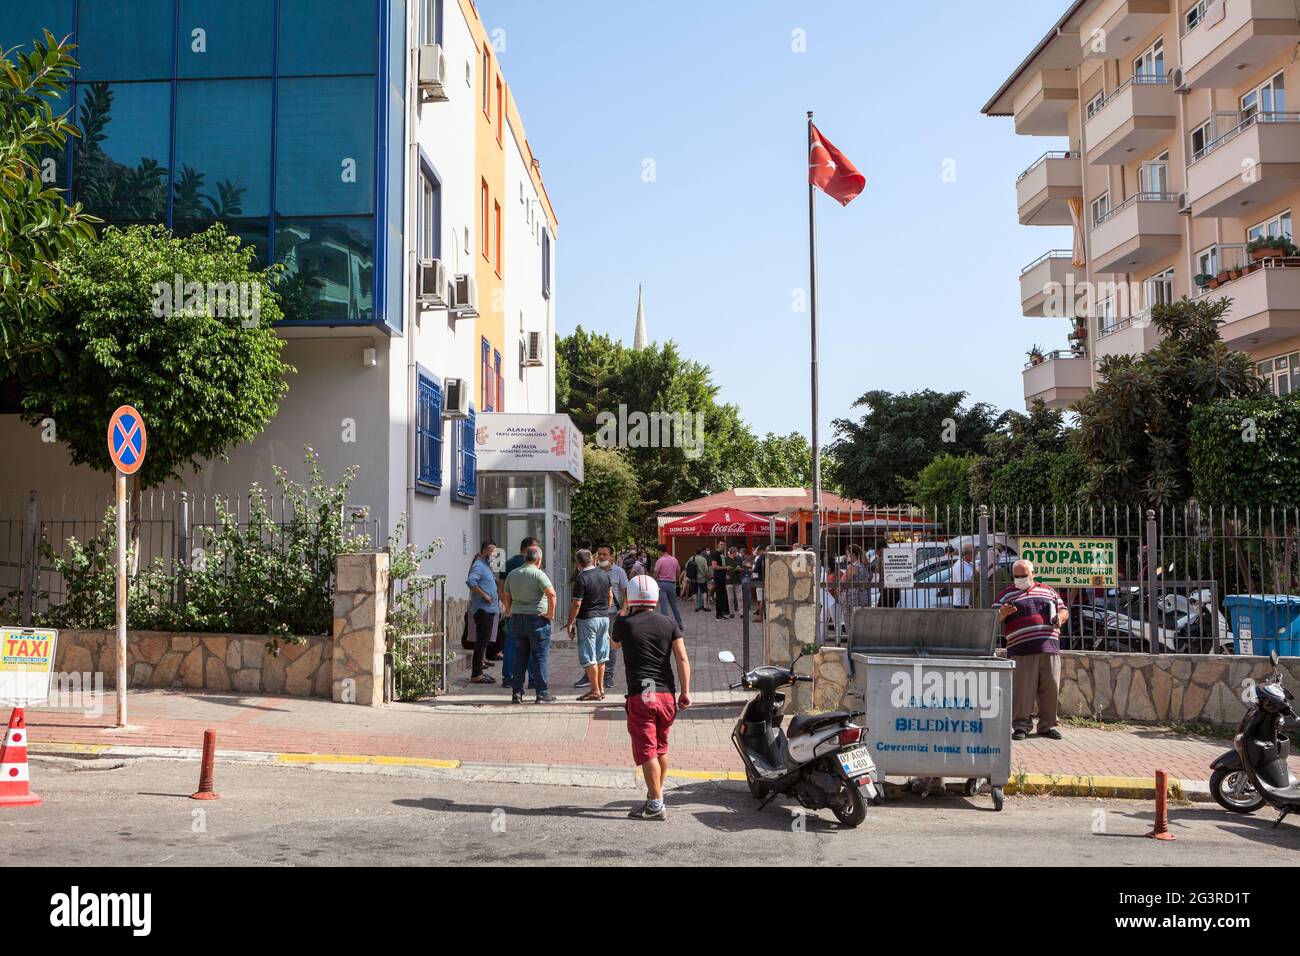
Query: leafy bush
1190,395,1300,508
901,454,974,519
39,452,379,646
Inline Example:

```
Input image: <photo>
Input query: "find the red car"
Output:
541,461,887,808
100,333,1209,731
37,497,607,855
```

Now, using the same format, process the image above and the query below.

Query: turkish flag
809,124,865,206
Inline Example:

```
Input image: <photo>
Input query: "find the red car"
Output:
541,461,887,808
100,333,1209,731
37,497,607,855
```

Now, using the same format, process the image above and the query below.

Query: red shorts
625,692,678,766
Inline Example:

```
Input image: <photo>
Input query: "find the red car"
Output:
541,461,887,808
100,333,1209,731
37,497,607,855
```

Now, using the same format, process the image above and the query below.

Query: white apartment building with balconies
984,0,1300,408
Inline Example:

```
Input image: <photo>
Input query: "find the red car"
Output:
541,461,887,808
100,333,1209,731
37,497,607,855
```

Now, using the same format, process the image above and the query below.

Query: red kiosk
661,507,788,559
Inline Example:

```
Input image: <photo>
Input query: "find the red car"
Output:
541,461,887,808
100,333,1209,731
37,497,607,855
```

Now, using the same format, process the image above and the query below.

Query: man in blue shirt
466,540,500,684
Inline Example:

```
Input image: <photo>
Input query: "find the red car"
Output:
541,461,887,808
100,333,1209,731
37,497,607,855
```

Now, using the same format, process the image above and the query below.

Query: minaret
633,284,648,351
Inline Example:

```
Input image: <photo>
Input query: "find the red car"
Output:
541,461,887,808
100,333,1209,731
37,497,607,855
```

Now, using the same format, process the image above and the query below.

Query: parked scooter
719,649,880,827
1225,650,1300,827
1063,563,1230,654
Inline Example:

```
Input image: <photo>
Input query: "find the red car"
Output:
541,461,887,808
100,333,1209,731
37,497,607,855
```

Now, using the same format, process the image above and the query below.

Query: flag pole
806,110,823,648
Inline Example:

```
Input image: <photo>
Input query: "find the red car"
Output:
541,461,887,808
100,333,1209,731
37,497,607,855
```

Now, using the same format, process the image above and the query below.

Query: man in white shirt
951,544,976,608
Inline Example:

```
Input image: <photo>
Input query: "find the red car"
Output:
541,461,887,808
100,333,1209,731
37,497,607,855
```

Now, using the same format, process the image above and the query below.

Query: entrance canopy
662,507,787,538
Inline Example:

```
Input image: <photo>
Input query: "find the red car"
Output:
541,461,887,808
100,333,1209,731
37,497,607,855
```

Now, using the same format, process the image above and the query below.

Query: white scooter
719,649,880,827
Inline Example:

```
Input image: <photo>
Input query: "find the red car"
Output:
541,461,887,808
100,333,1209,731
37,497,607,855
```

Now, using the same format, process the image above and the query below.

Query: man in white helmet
611,574,692,821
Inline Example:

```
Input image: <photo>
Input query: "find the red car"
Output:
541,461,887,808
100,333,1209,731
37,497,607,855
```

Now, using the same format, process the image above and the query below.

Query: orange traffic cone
0,707,41,808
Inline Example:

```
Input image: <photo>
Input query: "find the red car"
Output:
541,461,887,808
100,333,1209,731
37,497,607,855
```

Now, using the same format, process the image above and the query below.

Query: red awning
662,507,787,538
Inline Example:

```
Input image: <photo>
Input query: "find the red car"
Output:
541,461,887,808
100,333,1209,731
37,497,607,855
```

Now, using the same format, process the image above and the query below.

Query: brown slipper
576,691,601,702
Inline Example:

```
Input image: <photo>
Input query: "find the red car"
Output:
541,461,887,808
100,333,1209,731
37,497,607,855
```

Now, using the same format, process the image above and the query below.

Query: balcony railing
1020,249,1072,275
1016,150,1078,184
1197,247,1300,293
1097,317,1134,339
1024,349,1085,370
1191,111,1300,164
1093,73,1173,115
1092,190,1178,228
1180,0,1212,37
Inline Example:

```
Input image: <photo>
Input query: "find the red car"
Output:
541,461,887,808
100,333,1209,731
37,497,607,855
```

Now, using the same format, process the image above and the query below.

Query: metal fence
0,489,382,625
814,503,1300,655
385,574,449,702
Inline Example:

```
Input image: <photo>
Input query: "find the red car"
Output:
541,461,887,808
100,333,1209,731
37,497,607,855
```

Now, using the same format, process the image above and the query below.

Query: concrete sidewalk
19,611,1269,788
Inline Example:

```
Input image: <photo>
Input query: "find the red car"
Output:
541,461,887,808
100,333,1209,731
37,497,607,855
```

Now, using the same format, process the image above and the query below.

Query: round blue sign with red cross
107,405,147,475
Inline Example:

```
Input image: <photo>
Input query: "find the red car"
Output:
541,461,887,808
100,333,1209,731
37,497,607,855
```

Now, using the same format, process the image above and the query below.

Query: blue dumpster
1224,595,1300,657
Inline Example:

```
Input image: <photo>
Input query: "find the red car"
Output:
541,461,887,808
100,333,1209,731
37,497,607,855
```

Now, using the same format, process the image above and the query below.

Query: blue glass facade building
1,0,406,332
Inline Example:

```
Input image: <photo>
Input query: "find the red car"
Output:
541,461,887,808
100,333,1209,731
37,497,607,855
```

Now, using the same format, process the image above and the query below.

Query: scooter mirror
717,650,736,665
1271,650,1281,666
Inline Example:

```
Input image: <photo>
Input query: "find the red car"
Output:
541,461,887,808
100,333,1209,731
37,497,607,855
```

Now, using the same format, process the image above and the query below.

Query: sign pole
115,470,127,727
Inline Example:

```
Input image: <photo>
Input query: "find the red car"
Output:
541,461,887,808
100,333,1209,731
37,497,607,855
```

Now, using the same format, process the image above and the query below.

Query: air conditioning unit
1177,192,1191,215
443,377,470,419
450,273,478,318
522,331,545,367
418,44,448,102
418,259,448,309
1172,67,1189,94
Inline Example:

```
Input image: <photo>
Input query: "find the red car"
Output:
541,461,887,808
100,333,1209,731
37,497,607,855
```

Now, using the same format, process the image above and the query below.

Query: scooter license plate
838,745,875,779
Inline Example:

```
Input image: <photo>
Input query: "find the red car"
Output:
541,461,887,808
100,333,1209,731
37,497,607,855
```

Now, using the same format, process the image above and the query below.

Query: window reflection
76,0,173,81
175,80,272,219
178,0,274,78
275,217,375,323
0,0,74,50
278,0,377,77
73,82,171,222
276,77,375,216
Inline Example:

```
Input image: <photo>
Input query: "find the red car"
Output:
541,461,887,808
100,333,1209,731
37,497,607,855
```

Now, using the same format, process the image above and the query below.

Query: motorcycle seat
788,711,855,738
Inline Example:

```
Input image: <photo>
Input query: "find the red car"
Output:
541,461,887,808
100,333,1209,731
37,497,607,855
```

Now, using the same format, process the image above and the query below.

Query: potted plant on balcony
1248,236,1287,262
1194,273,1211,290
1067,321,1087,342
1027,345,1045,366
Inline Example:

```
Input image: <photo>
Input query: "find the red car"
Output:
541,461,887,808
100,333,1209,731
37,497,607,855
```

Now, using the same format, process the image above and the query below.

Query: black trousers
714,574,730,618
471,609,497,677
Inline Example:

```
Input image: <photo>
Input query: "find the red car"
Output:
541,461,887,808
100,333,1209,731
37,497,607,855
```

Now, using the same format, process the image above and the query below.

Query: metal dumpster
847,607,1013,810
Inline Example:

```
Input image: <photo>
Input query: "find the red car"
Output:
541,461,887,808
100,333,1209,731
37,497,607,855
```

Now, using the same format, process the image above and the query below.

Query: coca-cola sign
708,522,749,534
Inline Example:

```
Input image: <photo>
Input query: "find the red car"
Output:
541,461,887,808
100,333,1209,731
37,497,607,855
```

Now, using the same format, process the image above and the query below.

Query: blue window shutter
416,373,443,491
457,408,477,500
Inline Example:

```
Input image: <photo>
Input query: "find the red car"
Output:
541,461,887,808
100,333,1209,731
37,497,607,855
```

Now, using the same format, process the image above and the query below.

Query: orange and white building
984,0,1300,408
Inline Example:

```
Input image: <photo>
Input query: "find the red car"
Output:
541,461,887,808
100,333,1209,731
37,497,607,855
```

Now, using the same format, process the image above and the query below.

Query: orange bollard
0,708,41,808
190,729,220,800
1146,768,1174,840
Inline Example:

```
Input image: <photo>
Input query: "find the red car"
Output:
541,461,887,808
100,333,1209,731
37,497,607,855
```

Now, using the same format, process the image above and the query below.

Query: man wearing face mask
995,559,1069,741
577,543,628,691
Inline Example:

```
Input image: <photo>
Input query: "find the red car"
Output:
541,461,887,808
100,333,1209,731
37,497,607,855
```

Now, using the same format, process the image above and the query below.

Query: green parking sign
1017,537,1118,588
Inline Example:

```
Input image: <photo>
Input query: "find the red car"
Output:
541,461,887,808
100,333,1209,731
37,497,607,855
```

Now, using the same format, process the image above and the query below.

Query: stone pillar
332,552,389,706
763,549,819,711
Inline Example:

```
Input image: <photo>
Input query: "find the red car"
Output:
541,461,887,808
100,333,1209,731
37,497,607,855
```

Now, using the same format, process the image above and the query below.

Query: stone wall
763,549,819,712
54,629,333,697
1059,651,1300,726
798,644,1300,727
50,551,396,704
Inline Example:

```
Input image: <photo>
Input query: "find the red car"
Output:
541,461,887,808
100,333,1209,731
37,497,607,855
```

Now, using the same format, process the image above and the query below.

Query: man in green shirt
499,536,540,689
502,545,558,703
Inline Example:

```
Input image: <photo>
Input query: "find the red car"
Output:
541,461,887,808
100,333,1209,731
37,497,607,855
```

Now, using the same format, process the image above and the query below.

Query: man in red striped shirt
995,560,1069,741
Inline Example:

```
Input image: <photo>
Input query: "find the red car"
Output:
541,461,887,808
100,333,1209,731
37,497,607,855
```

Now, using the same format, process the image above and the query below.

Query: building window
1090,192,1110,226
494,350,503,412
1098,296,1115,333
482,47,491,116
493,200,502,274
454,407,477,502
481,337,493,411
1242,71,1285,121
480,179,490,260
1257,352,1300,396
1196,245,1218,280
418,163,440,261
1144,268,1174,312
496,77,504,143
1249,210,1292,242
1133,37,1164,80
421,0,443,45
1085,90,1105,120
416,372,443,492
1190,119,1212,160
1185,0,1207,32
542,229,551,298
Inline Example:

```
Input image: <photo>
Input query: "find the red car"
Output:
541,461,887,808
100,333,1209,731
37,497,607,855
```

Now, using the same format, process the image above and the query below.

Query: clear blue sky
486,0,1070,439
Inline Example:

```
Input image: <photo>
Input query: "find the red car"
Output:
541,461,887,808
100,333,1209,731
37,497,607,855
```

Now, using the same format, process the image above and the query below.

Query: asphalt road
4,756,1299,866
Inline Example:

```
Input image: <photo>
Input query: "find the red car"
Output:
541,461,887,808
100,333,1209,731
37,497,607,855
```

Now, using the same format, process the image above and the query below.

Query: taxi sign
0,626,59,706
107,405,147,475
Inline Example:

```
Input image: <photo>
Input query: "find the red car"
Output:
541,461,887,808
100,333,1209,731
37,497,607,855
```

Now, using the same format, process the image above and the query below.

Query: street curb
28,742,1207,799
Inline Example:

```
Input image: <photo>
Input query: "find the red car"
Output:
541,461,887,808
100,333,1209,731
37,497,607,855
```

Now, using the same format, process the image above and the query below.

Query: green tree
571,445,639,549
1190,394,1300,508
732,431,813,488
1074,297,1265,506
0,31,97,363
902,454,975,516
828,389,1002,503
969,400,1081,507
19,223,294,490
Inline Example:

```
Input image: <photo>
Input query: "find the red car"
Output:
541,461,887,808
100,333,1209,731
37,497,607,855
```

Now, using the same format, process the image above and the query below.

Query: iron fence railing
812,503,1300,655
0,489,382,625
384,574,449,702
